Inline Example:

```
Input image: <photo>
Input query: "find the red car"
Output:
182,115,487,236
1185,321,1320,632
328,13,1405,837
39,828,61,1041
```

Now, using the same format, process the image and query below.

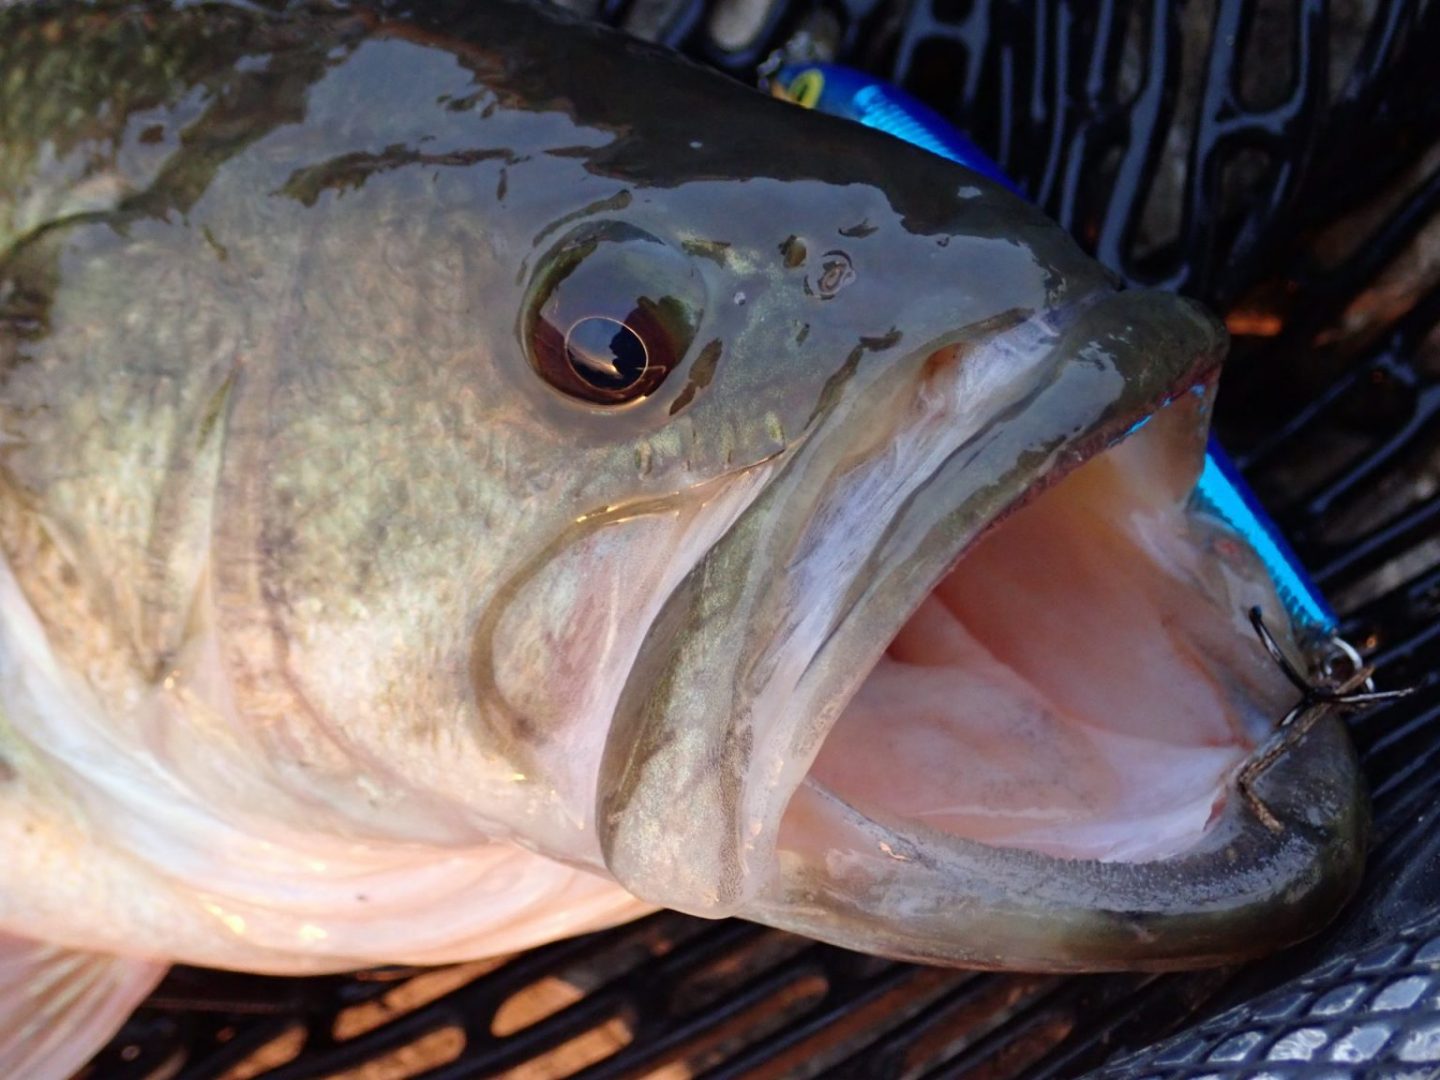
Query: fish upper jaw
597,288,1267,918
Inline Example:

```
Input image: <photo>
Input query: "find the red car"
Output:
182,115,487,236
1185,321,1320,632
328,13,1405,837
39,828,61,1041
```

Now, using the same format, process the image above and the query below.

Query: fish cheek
483,516,672,722
473,507,708,809
472,454,774,822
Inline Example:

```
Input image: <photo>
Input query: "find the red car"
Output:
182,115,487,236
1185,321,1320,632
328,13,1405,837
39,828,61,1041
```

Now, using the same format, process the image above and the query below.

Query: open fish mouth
600,288,1365,970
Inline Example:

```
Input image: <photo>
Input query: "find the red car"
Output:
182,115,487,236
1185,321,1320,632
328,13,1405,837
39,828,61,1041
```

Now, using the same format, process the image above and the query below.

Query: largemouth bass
0,1,1365,1074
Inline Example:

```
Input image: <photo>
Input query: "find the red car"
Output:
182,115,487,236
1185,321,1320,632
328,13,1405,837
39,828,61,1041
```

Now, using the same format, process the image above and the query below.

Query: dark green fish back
0,3,360,258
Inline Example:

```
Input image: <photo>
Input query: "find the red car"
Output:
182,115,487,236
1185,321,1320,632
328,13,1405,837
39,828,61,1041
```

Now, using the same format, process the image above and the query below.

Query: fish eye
524,224,704,406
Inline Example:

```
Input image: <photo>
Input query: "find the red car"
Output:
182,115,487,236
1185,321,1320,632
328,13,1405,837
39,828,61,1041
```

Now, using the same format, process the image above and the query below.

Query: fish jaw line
599,288,1235,920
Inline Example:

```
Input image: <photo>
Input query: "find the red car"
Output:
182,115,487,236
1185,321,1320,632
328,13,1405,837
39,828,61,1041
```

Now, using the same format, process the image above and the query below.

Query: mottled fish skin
0,0,1361,1011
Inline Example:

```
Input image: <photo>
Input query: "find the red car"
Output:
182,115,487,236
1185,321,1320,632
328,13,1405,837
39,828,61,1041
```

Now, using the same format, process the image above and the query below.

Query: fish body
0,3,1363,1076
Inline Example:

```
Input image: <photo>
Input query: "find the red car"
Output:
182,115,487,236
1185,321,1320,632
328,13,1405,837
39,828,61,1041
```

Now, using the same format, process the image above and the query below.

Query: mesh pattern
1096,910,1440,1076
82,1,1440,1077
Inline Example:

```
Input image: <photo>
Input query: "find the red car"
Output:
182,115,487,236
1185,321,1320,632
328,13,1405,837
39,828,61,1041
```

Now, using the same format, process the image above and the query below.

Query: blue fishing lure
772,62,1337,641
771,64,1023,195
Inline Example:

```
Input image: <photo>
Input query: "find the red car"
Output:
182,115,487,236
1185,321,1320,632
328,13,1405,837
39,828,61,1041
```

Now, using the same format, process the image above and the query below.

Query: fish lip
599,285,1359,956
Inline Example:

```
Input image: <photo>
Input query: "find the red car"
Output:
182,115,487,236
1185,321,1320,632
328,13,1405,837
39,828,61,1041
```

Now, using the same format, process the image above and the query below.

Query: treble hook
1239,607,1415,833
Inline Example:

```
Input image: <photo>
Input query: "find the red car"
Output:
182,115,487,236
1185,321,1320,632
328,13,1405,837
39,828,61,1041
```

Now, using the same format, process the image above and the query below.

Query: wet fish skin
0,4,1363,1056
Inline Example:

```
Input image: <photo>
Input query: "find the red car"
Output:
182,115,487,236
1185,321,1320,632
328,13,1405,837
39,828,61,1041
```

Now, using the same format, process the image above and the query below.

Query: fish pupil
565,315,649,391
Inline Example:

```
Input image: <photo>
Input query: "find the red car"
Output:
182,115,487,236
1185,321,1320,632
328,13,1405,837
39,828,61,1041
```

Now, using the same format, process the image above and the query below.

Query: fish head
472,13,1367,969
319,6,1363,968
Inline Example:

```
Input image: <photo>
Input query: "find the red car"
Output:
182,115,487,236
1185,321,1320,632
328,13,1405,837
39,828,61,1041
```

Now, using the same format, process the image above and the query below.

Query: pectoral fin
0,931,165,1080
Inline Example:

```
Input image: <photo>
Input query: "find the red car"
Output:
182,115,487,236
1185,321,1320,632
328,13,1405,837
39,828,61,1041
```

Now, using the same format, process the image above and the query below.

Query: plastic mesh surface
1096,907,1440,1076
86,1,1440,1077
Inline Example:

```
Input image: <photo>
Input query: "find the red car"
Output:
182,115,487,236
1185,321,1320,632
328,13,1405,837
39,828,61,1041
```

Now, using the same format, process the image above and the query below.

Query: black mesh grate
87,1,1440,1077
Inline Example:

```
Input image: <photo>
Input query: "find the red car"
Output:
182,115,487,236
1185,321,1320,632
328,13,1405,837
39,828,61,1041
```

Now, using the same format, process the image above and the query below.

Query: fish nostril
808,250,856,299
